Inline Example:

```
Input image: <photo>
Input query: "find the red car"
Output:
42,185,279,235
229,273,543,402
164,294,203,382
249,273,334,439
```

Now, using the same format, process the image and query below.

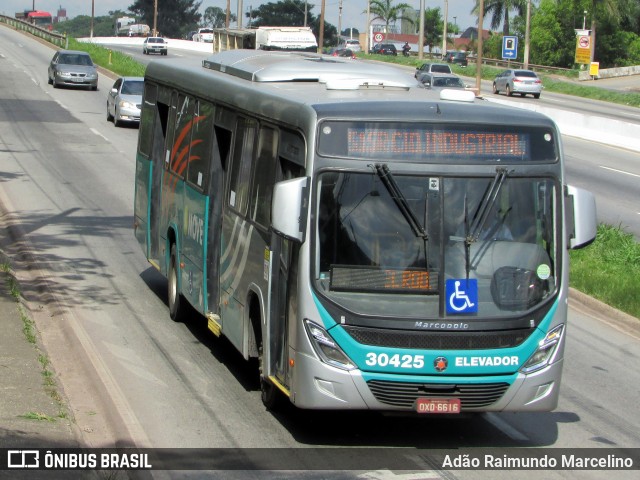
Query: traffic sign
575,34,592,64
373,32,385,43
502,36,518,59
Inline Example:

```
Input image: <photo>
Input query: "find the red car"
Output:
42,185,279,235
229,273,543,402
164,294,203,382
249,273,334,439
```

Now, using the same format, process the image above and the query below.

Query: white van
339,38,361,52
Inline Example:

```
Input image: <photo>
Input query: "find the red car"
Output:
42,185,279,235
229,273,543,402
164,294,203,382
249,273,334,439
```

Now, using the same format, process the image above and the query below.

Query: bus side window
170,94,194,178
251,126,278,227
186,100,214,191
138,83,158,157
228,117,257,215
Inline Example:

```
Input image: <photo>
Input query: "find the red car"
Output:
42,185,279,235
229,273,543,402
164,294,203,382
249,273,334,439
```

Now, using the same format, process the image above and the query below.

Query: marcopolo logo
434,356,448,372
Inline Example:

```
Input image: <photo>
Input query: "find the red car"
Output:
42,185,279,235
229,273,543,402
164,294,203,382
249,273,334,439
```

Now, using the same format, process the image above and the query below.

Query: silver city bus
133,50,596,412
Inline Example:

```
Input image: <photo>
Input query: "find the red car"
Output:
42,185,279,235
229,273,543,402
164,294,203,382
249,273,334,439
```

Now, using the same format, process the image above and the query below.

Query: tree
368,0,414,33
422,8,443,52
250,1,310,26
128,0,201,38
203,7,235,28
472,0,526,36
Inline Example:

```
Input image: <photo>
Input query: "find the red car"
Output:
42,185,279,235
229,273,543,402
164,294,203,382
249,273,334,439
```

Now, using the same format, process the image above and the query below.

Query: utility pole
338,0,342,38
90,0,94,39
366,1,370,53
523,0,531,68
226,0,230,28
418,0,424,59
153,0,158,36
318,0,325,53
441,0,448,59
238,0,243,28
475,0,484,94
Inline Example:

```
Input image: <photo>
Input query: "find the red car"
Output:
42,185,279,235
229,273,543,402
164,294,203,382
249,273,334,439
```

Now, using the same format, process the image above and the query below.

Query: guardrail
0,14,67,48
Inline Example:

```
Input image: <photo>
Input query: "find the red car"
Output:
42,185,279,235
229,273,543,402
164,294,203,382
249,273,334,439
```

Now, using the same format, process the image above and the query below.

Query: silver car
106,77,144,127
48,50,98,90
420,73,467,89
492,69,543,98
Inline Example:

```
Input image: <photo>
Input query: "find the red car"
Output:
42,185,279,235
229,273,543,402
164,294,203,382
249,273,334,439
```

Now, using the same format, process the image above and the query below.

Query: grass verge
1,261,69,420
570,224,640,319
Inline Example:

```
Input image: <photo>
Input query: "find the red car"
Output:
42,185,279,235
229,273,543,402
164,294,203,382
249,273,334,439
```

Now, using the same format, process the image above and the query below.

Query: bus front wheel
168,244,184,321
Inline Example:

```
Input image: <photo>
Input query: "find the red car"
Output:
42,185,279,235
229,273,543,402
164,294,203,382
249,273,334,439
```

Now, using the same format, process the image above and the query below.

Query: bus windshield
314,171,557,318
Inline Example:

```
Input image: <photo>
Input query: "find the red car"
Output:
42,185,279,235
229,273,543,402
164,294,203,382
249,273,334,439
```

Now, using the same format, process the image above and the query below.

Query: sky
3,1,487,33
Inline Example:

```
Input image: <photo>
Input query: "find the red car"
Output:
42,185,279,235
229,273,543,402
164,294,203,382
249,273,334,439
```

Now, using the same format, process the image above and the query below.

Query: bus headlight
520,324,564,374
304,320,356,371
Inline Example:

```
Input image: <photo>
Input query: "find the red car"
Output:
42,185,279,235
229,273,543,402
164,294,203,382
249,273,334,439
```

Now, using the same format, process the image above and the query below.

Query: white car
193,28,214,43
143,37,168,55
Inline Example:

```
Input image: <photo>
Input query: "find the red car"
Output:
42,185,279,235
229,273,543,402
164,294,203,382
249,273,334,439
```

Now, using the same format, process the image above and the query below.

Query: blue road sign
502,36,518,59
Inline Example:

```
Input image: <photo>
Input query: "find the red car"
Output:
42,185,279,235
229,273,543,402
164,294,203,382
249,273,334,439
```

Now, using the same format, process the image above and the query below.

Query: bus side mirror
565,185,597,249
272,177,309,243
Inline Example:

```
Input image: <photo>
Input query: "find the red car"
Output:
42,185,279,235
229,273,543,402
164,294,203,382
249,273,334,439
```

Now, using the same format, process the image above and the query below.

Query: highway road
1,25,639,479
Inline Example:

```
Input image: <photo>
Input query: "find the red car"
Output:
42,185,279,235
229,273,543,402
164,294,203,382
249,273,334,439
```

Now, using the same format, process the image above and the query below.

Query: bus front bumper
290,350,563,412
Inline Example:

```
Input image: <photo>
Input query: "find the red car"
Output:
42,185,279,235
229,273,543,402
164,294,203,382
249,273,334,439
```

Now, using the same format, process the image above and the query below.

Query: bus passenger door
205,123,231,316
266,160,305,391
148,91,170,265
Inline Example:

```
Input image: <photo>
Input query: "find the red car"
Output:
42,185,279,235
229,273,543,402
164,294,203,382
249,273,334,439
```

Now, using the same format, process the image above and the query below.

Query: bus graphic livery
133,50,596,412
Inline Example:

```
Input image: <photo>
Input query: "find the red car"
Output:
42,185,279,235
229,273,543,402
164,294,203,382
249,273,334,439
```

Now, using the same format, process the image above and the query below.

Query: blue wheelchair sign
446,279,478,314
502,36,518,59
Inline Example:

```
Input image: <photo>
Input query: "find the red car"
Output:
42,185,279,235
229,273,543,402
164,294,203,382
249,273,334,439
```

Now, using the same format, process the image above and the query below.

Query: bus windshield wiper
374,164,428,240
466,167,509,244
462,168,509,279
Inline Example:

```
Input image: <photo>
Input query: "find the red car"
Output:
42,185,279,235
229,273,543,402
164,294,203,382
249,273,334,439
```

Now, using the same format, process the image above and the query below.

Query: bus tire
168,244,184,322
261,376,283,410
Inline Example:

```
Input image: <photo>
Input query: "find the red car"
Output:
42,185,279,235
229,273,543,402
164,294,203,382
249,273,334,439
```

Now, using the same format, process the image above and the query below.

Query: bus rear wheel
168,244,184,321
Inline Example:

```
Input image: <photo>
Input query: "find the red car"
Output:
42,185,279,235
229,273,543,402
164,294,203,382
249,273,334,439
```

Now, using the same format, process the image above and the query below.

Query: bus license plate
416,398,461,414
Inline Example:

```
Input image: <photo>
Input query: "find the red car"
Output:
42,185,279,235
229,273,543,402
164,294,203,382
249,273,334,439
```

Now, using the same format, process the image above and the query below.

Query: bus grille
343,325,532,350
367,380,510,409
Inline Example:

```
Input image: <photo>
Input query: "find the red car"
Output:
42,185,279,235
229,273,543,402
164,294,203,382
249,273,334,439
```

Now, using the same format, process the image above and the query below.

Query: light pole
453,16,456,32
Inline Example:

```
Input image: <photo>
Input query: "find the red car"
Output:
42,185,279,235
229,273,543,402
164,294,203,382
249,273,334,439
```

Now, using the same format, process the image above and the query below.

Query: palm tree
472,0,526,36
367,0,414,33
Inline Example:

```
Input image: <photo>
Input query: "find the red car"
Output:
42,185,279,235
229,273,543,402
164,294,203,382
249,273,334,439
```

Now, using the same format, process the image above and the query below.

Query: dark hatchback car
370,43,397,56
447,51,468,67
47,50,98,90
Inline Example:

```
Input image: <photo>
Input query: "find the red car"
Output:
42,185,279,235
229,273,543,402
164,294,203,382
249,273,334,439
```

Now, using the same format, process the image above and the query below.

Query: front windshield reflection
314,171,557,319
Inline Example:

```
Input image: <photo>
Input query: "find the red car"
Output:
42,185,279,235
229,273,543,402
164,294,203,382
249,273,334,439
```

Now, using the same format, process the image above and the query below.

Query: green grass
570,224,640,318
67,38,145,77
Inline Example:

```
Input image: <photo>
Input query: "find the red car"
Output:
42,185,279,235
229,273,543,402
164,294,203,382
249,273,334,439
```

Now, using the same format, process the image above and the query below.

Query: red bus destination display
347,128,529,159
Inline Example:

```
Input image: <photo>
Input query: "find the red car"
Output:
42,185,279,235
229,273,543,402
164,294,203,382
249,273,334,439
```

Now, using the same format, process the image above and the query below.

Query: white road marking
357,470,440,480
599,165,640,178
90,128,109,141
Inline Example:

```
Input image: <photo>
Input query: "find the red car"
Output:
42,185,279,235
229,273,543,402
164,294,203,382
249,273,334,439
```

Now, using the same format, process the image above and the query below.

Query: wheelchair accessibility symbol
446,279,478,314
